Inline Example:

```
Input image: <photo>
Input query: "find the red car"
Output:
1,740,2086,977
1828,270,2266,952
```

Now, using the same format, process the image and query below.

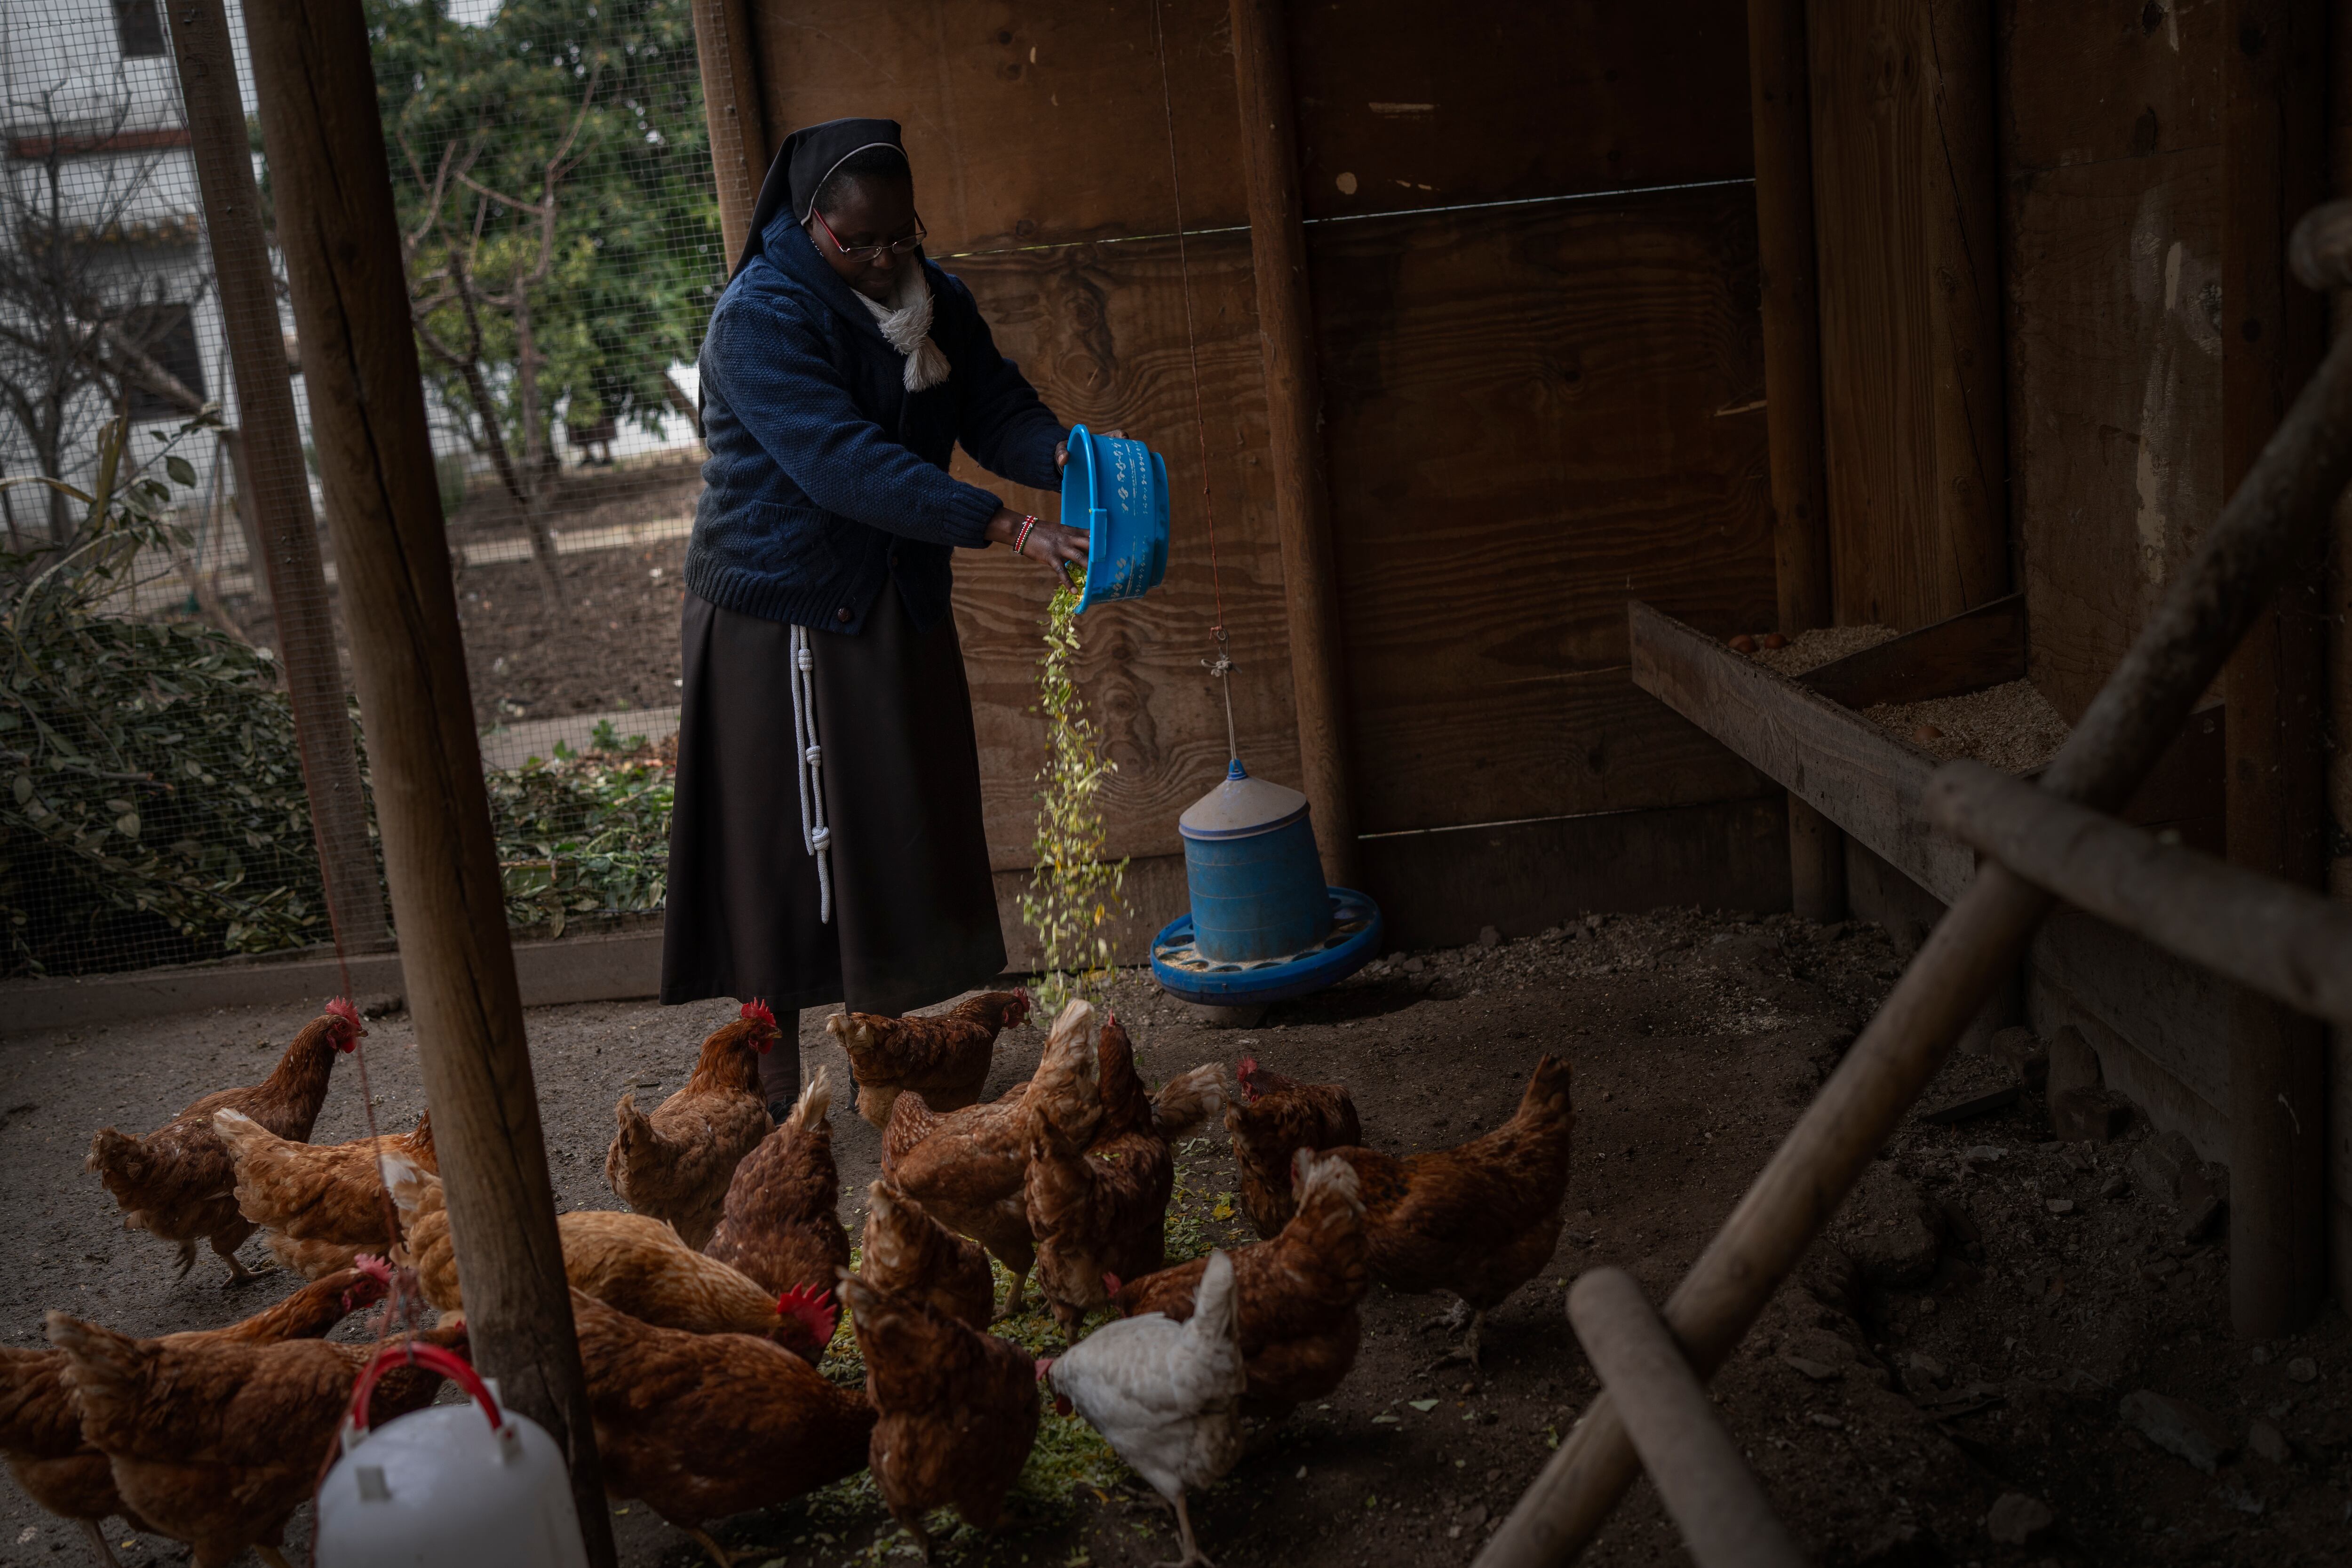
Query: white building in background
0,0,243,551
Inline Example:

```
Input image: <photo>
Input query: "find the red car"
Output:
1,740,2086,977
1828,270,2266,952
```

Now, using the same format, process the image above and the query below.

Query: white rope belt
788,624,833,923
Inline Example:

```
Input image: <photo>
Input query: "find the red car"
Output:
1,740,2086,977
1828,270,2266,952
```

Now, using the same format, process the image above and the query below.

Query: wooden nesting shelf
1627,596,2225,906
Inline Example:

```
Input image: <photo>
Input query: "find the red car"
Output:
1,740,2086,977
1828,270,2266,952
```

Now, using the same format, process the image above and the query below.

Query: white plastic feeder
316,1343,589,1568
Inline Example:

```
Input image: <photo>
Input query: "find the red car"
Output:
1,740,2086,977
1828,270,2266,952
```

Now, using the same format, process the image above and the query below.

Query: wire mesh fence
2,0,721,978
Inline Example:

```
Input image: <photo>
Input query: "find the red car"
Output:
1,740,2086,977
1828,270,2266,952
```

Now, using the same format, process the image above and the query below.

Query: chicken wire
2,0,721,978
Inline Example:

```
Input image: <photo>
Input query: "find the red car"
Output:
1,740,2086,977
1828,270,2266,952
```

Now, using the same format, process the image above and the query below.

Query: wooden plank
2002,0,2224,171
2030,910,2233,1153
1800,591,2027,709
1808,0,2008,630
1359,796,1793,951
1629,600,1973,902
750,0,1247,255
1287,0,1755,219
2004,146,2225,723
2114,702,2226,854
1311,185,1777,831
941,233,1297,868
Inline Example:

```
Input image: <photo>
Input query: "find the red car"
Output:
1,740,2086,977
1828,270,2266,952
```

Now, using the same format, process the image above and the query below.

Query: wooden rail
1926,759,2352,1030
1566,1270,1808,1568
1478,198,2352,1568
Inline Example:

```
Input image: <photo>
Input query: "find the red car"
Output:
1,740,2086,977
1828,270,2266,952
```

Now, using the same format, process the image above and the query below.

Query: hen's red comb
326,997,363,1028
1101,1271,1122,1297
353,1253,395,1284
776,1283,837,1344
1237,1057,1259,1077
742,998,777,1030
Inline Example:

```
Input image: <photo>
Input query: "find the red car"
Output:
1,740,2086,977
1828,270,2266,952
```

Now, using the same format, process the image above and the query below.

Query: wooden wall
2001,1,2226,724
739,0,1773,942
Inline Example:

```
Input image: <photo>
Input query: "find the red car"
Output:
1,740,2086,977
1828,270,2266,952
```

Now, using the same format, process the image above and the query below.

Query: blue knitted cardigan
684,215,1066,635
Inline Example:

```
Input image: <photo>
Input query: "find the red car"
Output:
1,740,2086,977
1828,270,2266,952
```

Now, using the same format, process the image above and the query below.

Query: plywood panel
1809,0,2008,631
747,0,1245,254
1310,185,1776,832
1287,0,1754,218
2005,147,2224,722
941,233,1296,868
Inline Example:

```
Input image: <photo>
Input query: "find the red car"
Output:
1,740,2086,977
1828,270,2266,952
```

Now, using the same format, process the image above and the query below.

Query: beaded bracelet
1012,514,1039,554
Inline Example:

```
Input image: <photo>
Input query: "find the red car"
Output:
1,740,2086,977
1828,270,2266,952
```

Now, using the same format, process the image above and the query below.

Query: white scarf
858,266,951,393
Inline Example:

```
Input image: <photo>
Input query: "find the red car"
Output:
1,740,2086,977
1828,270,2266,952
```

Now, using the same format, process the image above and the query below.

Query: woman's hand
986,506,1091,580
1054,428,1127,469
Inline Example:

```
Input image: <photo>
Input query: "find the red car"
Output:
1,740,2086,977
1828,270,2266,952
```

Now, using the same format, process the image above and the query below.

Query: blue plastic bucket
1060,424,1169,612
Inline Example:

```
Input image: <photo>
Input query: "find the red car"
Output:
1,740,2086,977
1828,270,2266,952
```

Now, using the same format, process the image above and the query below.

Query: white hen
1043,1248,1245,1567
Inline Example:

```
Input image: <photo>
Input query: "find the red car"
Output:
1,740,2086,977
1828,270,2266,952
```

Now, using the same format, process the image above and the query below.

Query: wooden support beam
1926,760,2352,1029
691,0,766,268
2221,0,2330,1340
1565,1269,1808,1568
2328,0,2352,1317
166,0,388,954
239,6,616,1562
1806,0,2008,631
1478,207,2352,1568
1746,0,1841,922
1228,0,1358,887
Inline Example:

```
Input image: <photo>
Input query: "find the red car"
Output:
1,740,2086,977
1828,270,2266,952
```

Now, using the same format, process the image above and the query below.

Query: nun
662,118,1112,1115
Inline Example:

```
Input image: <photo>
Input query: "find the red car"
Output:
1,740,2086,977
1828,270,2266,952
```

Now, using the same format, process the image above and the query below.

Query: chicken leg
1156,1491,1216,1568
211,1227,264,1287
684,1525,739,1568
1424,1297,1486,1370
77,1520,123,1568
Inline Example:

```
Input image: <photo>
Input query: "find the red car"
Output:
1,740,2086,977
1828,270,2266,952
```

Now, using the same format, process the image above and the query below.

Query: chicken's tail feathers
1150,1063,1228,1138
379,1152,437,1216
1189,1249,1241,1348
83,1126,145,1189
1290,1147,1364,1211
787,1065,834,1135
42,1310,144,1408
209,1107,272,1163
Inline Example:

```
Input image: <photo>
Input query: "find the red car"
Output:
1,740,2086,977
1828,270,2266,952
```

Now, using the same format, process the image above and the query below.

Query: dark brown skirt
660,585,1006,1021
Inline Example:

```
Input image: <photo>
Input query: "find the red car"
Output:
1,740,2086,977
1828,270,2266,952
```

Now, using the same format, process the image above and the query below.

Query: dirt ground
3,908,2348,1567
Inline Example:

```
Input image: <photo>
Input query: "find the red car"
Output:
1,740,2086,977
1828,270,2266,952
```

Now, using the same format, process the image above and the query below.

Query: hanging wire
1146,0,1240,764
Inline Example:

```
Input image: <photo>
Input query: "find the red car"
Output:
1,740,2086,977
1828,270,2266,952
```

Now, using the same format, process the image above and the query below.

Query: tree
367,0,722,607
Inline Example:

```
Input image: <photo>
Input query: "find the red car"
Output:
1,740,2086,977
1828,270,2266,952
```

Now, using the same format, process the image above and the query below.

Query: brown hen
827,988,1030,1127
45,1308,462,1568
0,1262,391,1568
860,1180,994,1331
214,1106,434,1272
704,1065,851,1304
86,1000,364,1284
1024,1003,1227,1337
840,1269,1038,1559
572,1289,874,1568
389,1164,837,1362
605,1000,778,1248
1329,1053,1574,1367
1116,1149,1368,1415
1225,1057,1361,1236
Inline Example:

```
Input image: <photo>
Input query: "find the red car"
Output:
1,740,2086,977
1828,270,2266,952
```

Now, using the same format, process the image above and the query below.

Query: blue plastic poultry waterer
1060,424,1169,612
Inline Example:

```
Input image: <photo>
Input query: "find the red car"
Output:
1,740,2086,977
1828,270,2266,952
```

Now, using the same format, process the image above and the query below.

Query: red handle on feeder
349,1341,499,1435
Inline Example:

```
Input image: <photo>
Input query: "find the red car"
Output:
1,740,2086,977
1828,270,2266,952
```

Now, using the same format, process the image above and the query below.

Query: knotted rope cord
790,623,834,921
1148,0,1240,764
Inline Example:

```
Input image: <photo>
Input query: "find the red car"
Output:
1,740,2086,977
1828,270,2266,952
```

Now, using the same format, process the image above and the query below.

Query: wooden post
1228,0,1358,887
1746,0,1842,922
1806,0,2008,631
691,0,766,267
2221,0,2329,1340
239,7,617,1562
1565,1270,1808,1568
167,0,389,954
2328,0,2352,1316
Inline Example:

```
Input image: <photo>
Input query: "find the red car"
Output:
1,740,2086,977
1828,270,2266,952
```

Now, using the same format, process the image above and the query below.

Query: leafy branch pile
487,740,671,937
1018,581,1128,1017
1,417,337,978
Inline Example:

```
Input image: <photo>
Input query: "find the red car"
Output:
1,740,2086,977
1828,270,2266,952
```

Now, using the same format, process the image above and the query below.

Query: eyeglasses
811,207,926,264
